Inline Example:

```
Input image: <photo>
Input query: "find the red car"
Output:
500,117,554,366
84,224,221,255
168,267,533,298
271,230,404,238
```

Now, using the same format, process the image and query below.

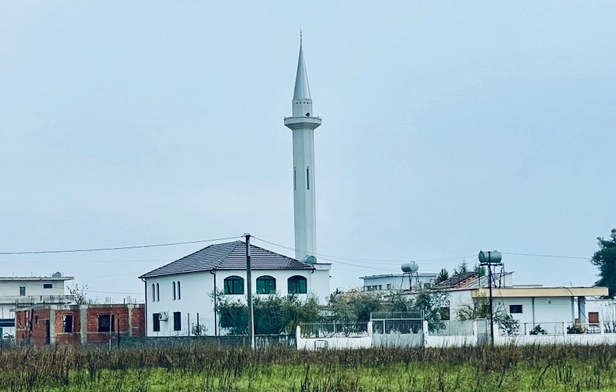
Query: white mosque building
139,38,331,337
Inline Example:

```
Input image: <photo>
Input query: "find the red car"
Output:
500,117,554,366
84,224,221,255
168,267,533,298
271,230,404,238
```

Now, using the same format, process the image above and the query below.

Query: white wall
362,274,436,291
144,267,330,337
145,272,215,337
448,290,575,328
0,278,66,298
309,265,330,303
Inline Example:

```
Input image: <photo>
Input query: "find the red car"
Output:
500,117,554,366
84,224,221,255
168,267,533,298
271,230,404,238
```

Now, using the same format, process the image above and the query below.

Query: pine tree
591,229,616,297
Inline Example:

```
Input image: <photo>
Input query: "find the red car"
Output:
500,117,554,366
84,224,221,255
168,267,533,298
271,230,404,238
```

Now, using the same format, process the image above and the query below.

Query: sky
1,1,615,302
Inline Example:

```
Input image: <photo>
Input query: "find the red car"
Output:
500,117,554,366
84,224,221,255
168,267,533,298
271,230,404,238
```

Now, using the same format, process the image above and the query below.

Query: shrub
530,324,547,335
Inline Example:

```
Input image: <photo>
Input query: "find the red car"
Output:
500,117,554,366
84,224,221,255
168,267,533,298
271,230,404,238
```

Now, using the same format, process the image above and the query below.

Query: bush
530,324,547,335
567,323,586,334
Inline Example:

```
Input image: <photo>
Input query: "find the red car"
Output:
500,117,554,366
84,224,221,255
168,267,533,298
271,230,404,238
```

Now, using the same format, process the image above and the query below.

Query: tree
453,260,469,275
591,228,616,298
435,268,449,285
457,295,519,336
413,289,449,328
328,289,384,323
473,263,486,277
212,290,320,335
67,284,91,305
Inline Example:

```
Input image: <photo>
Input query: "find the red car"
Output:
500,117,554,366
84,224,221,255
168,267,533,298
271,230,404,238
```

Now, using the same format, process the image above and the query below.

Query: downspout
210,270,217,336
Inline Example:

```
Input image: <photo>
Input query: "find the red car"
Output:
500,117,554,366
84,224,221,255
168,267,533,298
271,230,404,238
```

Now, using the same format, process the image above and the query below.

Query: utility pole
488,253,494,345
245,233,255,349
478,250,502,345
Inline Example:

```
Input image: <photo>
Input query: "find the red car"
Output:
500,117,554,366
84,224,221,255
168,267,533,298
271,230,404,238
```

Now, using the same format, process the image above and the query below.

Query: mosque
139,39,331,336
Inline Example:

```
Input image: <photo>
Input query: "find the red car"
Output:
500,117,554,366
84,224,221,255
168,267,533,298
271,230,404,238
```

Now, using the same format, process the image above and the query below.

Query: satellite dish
303,255,317,265
52,271,62,278
401,262,419,273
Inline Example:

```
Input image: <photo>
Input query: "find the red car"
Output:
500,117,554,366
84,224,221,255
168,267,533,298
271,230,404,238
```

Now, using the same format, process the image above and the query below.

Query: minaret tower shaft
284,36,321,263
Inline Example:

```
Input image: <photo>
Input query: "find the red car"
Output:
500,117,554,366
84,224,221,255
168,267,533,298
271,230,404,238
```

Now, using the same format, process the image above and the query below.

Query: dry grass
0,343,616,391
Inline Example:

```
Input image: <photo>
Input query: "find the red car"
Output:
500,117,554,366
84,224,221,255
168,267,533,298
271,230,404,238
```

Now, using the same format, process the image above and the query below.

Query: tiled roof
139,241,312,279
436,272,478,288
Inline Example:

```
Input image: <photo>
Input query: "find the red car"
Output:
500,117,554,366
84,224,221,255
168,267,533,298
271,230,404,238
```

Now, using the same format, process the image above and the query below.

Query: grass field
2,344,616,391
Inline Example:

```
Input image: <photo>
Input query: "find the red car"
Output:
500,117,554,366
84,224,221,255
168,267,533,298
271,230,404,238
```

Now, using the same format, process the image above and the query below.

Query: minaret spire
284,36,322,263
293,33,311,101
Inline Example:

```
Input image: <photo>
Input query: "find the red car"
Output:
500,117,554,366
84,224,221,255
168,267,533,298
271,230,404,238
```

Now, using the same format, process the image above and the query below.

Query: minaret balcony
284,116,322,131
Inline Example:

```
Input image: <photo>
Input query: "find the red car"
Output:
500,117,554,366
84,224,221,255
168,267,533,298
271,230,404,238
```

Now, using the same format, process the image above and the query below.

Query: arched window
152,284,155,302
177,281,181,300
256,276,276,294
224,276,244,295
288,276,307,294
172,282,176,300
156,283,160,302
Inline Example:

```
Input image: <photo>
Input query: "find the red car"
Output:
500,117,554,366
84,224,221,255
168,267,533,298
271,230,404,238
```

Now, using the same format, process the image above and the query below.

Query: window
98,314,115,332
62,315,73,333
177,281,181,300
152,284,155,302
152,313,160,332
224,276,244,295
43,283,53,289
509,305,523,314
589,312,600,324
306,167,310,190
173,312,181,331
288,276,307,294
440,307,451,321
19,287,26,296
156,283,160,302
173,282,176,300
386,284,392,290
256,276,276,294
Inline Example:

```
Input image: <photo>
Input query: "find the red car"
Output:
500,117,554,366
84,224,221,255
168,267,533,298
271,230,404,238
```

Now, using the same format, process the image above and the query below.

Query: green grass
2,344,616,391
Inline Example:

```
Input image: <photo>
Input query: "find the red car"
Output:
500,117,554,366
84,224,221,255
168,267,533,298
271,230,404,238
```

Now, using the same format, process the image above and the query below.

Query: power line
0,259,169,264
252,236,475,264
0,236,241,255
502,252,588,260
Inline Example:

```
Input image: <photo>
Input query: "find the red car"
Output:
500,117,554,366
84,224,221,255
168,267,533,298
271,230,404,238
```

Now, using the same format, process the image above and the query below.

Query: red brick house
15,303,145,345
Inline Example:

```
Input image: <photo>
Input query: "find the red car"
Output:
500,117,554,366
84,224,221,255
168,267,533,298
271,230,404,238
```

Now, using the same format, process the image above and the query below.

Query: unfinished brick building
15,303,145,345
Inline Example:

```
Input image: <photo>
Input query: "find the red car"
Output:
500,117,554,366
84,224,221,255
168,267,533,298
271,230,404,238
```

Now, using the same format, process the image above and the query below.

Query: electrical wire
0,259,169,264
0,236,241,255
502,252,588,260
253,236,474,266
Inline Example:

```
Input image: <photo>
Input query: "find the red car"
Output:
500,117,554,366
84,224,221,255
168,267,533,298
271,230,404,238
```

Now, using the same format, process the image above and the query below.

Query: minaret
284,35,321,263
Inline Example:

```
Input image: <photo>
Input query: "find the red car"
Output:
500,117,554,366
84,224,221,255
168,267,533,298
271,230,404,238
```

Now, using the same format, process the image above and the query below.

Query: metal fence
300,322,369,338
428,320,475,336
373,319,423,334
520,322,565,336
566,322,602,335
371,311,423,320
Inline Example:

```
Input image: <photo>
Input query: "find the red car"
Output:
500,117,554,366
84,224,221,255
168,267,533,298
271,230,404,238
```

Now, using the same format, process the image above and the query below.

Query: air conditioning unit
159,311,169,321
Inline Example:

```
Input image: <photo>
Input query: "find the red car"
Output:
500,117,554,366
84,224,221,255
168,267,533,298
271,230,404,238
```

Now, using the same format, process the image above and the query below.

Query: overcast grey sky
1,2,614,301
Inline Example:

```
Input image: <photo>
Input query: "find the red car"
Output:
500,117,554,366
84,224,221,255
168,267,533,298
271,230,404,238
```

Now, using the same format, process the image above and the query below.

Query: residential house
0,274,74,337
442,271,607,334
139,240,331,337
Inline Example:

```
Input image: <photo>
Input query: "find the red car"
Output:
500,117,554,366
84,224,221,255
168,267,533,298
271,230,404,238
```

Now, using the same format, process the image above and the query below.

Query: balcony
0,295,75,307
